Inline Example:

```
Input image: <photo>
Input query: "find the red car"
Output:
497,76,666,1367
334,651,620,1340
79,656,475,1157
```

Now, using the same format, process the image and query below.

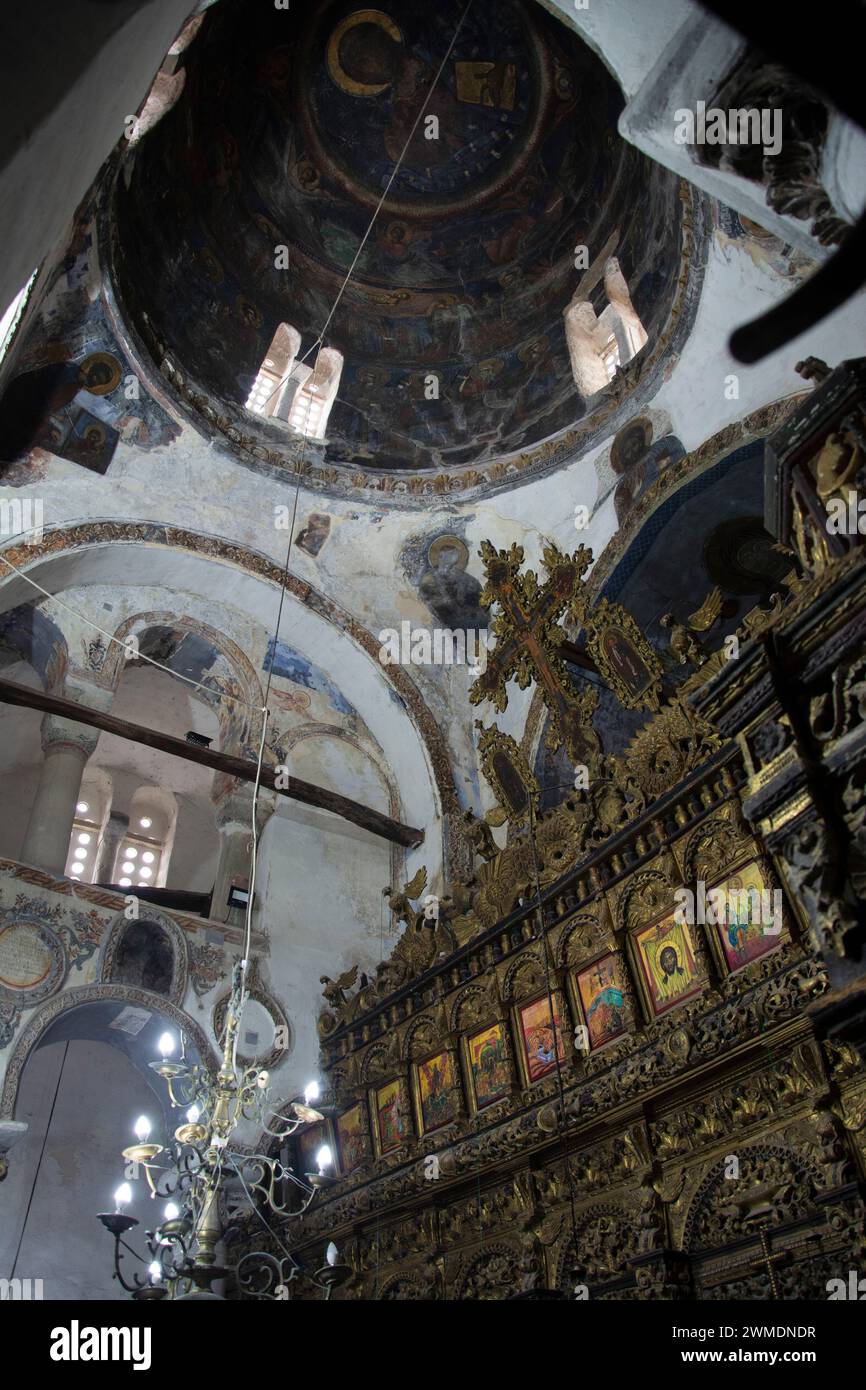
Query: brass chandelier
97,962,347,1300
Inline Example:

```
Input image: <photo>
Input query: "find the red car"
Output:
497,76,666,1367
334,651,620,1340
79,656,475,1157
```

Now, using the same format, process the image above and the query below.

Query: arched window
564,257,647,399
246,323,301,418
115,789,177,889
246,328,342,441
65,772,111,883
112,919,175,995
286,347,343,440
66,816,98,882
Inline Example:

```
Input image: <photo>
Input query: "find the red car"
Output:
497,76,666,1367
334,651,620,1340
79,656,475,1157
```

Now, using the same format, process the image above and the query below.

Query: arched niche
1,982,218,1120
99,905,189,1006
0,989,217,1300
286,724,404,887
102,611,266,756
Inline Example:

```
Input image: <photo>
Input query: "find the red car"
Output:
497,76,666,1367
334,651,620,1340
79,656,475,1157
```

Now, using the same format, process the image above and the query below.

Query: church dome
110,0,694,482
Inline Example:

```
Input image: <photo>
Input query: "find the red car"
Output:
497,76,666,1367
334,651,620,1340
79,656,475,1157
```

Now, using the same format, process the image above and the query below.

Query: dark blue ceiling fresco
113,0,685,471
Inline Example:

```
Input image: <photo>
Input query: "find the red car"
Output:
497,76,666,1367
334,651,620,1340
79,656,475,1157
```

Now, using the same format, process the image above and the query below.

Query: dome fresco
112,0,688,474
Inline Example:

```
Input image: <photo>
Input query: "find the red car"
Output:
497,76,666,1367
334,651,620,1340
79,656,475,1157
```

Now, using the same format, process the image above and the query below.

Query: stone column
273,374,301,423
210,785,275,926
96,811,130,884
20,716,99,875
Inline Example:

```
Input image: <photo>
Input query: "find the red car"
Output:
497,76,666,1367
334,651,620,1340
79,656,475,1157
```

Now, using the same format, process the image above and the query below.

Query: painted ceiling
112,0,687,474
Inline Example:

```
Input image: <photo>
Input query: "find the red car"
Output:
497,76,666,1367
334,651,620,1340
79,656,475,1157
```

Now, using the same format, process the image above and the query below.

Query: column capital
40,714,99,760
213,783,277,834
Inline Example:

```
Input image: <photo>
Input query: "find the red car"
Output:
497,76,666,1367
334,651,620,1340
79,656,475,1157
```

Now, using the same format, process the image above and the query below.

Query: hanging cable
259,0,476,414
239,0,479,1002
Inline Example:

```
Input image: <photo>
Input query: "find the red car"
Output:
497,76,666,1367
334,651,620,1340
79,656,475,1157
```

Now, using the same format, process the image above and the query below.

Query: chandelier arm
112,1234,152,1294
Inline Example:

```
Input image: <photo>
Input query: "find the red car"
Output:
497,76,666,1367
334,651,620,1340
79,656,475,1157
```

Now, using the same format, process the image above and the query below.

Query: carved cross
748,1227,790,1298
469,541,601,768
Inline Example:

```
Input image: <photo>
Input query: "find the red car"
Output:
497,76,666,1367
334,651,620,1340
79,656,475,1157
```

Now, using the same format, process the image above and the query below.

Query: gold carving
474,724,539,826
583,597,665,711
469,541,601,767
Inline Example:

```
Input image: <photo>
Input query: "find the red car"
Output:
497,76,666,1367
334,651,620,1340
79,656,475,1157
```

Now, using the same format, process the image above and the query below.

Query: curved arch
448,980,499,1034
555,912,609,969
682,1141,822,1253
0,521,461,873
360,1041,395,1085
501,950,545,1003
401,1014,442,1062
286,722,406,884
102,609,266,753
99,903,189,1005
0,603,68,692
1,982,219,1119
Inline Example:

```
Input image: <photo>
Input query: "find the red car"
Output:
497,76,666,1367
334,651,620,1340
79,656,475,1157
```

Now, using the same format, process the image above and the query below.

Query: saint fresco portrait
710,860,786,975
415,1049,460,1134
373,1078,410,1156
609,417,686,523
633,913,701,1018
417,535,489,631
465,1021,510,1111
516,994,566,1084
336,1103,366,1174
574,951,628,1051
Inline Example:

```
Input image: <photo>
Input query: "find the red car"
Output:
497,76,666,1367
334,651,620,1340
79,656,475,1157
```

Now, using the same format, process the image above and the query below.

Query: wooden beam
557,639,601,676
0,677,423,849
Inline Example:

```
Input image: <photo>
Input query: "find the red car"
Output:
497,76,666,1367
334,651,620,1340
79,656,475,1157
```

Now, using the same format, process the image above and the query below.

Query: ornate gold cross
469,541,601,768
469,541,664,769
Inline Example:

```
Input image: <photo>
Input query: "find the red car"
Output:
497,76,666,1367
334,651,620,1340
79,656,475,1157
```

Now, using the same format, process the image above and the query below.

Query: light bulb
122,861,134,874
186,1104,201,1123
304,1080,320,1105
73,848,87,861
158,1032,174,1058
126,847,138,859
164,1202,180,1221
118,877,132,887
142,851,155,864
70,864,84,876
140,817,152,829
134,1115,151,1142
76,801,89,814
114,1183,132,1210
316,1144,333,1173
139,866,153,879
148,1261,162,1282
77,832,91,845
326,1241,338,1267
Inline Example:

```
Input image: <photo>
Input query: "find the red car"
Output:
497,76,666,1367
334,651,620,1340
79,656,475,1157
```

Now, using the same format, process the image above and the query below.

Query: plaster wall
540,0,694,100
0,1037,155,1300
256,800,395,1102
0,0,198,316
